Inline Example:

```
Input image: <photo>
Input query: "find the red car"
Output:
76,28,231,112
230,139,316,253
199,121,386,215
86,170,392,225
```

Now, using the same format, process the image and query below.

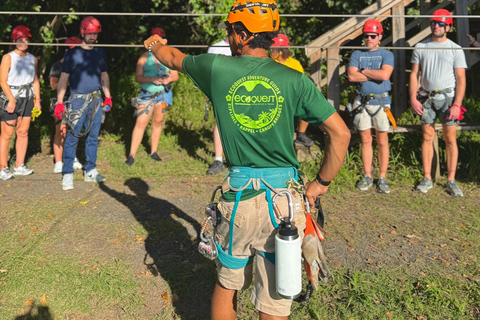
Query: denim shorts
421,92,456,126
137,90,173,106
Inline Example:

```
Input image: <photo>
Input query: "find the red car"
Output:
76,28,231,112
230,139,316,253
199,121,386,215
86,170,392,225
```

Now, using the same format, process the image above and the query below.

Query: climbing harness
64,91,101,138
198,186,223,260
131,91,163,117
0,83,33,118
347,92,396,128
417,87,455,122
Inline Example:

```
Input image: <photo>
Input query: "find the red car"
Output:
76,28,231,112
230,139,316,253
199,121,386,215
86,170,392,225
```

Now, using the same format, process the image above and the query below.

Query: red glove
458,106,467,121
54,102,65,120
103,97,112,112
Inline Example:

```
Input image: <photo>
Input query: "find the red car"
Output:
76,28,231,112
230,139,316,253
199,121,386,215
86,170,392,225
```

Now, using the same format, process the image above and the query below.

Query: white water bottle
275,220,302,299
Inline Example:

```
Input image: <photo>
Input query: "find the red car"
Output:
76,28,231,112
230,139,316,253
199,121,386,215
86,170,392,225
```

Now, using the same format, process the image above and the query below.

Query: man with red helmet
125,27,178,166
409,9,467,197
270,33,314,148
144,0,350,318
49,36,83,174
55,16,112,190
347,19,394,194
0,25,41,180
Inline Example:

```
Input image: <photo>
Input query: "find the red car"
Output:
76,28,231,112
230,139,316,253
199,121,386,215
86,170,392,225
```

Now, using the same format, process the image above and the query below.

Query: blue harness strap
216,167,298,269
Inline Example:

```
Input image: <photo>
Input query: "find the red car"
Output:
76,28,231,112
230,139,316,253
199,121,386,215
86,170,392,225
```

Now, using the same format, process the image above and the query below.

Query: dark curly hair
226,21,278,50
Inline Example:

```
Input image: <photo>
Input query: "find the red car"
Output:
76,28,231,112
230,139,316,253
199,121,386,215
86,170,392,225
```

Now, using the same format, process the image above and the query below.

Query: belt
70,90,100,99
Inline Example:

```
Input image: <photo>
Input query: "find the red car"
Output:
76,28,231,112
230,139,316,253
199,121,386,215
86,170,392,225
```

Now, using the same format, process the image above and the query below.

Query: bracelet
450,103,462,108
148,40,159,51
315,174,331,187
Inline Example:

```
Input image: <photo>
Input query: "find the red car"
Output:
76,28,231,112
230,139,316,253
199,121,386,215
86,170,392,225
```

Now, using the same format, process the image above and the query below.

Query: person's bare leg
359,129,373,177
297,120,309,134
442,124,458,181
259,312,288,320
150,102,166,155
211,282,237,320
53,123,67,163
129,104,153,157
375,130,389,178
214,123,223,159
0,121,15,168
15,117,31,167
421,124,435,180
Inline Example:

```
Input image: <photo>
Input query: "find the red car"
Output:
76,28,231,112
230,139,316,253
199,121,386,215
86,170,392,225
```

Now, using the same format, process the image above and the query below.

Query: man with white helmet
55,16,112,190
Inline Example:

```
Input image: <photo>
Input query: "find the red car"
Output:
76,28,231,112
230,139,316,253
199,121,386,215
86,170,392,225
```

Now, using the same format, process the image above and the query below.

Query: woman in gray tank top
0,25,42,180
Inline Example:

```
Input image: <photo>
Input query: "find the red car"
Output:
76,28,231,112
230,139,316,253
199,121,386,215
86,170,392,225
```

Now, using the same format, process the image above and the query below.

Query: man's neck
240,47,269,59
431,35,448,43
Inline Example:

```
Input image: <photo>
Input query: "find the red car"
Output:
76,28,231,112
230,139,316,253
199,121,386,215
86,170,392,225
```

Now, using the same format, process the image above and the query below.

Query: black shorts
1,97,34,122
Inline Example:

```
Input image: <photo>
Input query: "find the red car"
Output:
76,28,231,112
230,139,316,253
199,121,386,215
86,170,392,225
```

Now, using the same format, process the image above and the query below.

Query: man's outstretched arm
144,35,187,73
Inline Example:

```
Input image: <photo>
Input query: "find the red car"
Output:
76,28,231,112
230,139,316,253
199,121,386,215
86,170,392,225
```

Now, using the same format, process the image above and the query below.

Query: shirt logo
226,76,283,133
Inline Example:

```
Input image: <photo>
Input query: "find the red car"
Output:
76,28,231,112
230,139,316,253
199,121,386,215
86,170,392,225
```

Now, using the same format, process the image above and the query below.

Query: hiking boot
446,180,463,197
376,177,390,194
206,160,224,175
356,175,373,191
54,161,63,174
84,169,106,183
62,173,74,191
0,167,14,180
125,155,135,166
150,152,162,162
295,133,314,147
13,164,34,176
73,158,83,170
416,177,433,194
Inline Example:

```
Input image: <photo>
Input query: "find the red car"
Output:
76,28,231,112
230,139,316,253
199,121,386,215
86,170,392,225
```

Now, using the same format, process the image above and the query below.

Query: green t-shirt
183,54,335,168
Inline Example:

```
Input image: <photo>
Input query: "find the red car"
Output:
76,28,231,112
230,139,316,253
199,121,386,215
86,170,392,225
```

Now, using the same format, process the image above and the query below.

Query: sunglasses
363,34,378,40
431,21,447,27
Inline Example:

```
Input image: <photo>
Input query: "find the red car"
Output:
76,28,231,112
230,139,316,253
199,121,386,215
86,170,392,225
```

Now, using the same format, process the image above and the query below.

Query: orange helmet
80,16,102,34
227,0,280,34
11,25,32,40
363,19,383,34
65,36,82,49
151,27,166,38
272,34,289,47
431,9,452,26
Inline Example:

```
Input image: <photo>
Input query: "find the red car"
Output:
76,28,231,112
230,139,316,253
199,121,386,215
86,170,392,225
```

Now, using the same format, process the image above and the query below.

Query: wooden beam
392,3,407,117
326,47,340,109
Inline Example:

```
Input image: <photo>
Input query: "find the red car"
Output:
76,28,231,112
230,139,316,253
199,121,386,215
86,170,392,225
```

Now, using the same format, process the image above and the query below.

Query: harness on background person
416,87,465,121
131,91,162,117
0,83,33,119
346,92,396,128
64,91,101,138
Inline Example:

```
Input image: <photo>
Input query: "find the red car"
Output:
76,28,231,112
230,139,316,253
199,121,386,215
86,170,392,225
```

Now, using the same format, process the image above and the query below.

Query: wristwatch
359,68,365,74
315,174,331,187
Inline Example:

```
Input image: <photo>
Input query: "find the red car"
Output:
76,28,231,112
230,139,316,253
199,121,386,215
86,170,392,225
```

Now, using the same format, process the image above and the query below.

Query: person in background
49,36,84,173
125,27,178,166
347,19,394,194
206,32,231,175
55,16,112,190
0,25,41,180
466,33,480,47
409,9,467,197
269,33,314,148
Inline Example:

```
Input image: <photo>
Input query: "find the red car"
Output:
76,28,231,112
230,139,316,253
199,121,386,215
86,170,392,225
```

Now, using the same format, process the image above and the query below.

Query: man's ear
379,34,383,41
239,31,249,42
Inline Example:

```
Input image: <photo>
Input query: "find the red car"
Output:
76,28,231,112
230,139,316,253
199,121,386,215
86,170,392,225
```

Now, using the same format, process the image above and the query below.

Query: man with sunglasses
409,9,467,197
347,19,394,194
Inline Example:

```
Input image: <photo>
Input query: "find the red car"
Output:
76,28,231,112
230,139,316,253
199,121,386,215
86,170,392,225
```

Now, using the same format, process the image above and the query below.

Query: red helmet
80,16,102,34
65,36,82,49
11,25,32,40
363,19,383,34
227,0,280,34
151,27,166,38
272,34,289,47
431,9,452,26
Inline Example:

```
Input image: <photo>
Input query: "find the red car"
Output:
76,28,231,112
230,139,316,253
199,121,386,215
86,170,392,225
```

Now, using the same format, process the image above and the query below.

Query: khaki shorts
215,187,307,316
354,104,390,132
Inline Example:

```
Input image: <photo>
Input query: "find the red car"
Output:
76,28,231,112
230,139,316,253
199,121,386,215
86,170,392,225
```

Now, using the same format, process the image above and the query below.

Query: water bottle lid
278,223,298,238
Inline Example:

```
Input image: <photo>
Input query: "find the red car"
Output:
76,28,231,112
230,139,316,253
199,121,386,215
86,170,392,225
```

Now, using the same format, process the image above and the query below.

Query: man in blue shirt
55,16,112,190
347,19,394,194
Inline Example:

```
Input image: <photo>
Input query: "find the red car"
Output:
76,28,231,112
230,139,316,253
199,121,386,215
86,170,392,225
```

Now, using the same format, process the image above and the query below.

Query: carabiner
272,190,295,224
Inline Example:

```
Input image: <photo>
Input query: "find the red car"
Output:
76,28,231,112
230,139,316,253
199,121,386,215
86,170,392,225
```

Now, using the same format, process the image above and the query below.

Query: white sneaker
73,158,83,170
84,169,106,183
13,164,34,176
54,161,63,174
62,173,74,190
0,167,14,180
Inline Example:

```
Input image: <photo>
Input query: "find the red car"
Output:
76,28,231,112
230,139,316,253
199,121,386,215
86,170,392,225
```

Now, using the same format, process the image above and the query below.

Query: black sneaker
125,155,135,166
150,152,162,162
295,133,314,147
206,160,224,175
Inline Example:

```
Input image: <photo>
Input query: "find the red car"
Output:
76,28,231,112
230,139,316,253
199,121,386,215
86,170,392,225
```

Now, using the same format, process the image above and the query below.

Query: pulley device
198,186,222,260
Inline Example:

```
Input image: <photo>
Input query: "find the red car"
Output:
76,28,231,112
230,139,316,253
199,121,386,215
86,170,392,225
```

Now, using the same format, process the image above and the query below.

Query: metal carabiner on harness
198,216,218,260
205,186,222,227
272,190,295,225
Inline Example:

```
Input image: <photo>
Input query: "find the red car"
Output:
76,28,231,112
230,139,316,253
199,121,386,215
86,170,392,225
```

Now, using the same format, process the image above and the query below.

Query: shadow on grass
163,120,212,162
99,178,216,320
14,303,53,320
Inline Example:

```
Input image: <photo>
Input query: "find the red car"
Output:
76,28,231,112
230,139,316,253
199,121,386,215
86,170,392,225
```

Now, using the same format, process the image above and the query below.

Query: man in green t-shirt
144,0,350,318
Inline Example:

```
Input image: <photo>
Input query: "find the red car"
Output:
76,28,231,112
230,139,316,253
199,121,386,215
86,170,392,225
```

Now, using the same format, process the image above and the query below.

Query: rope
1,11,480,18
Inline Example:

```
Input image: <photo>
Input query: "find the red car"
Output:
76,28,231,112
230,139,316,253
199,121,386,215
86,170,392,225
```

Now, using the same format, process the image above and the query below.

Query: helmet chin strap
233,28,254,56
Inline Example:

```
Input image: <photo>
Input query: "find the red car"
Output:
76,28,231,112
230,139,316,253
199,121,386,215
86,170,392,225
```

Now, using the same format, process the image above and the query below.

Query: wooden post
326,47,340,110
310,50,323,91
392,3,407,118
455,0,470,65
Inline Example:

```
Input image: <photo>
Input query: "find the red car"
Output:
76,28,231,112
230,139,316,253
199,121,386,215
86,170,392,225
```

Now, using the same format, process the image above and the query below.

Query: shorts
1,97,34,122
215,187,306,316
421,92,456,126
354,104,390,131
136,90,172,114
